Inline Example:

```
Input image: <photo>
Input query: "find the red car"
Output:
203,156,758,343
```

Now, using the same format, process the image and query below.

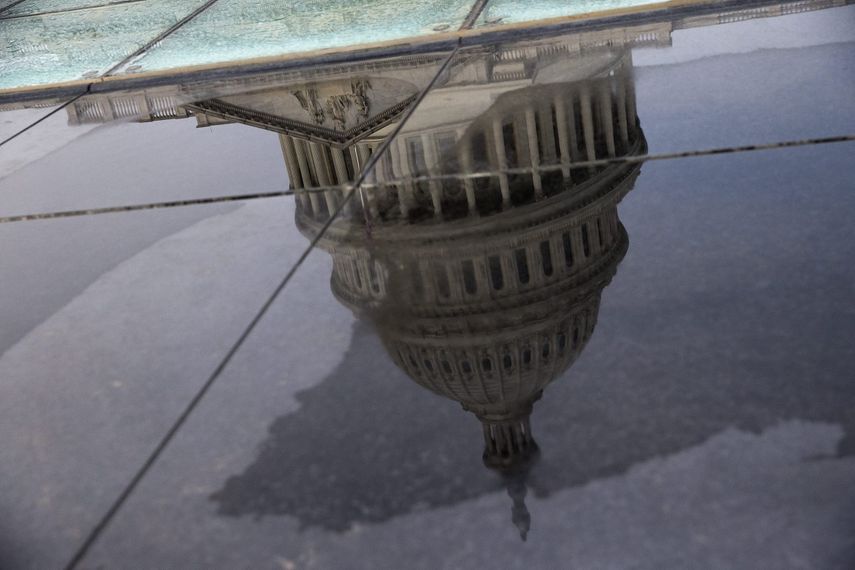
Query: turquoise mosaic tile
477,0,662,26
0,0,208,91
1,0,147,18
112,0,475,75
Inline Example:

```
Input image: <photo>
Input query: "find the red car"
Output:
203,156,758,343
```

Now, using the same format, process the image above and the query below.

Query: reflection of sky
112,0,473,75
634,5,855,66
636,42,855,153
0,0,211,90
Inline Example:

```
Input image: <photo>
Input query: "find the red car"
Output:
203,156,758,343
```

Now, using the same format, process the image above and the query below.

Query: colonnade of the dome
290,54,640,224
290,48,646,471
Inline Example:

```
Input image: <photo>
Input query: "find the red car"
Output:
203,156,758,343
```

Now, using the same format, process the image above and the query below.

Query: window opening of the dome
433,262,451,298
407,137,427,175
514,249,530,284
581,223,591,257
351,260,363,289
562,232,574,268
489,256,504,290
368,262,381,294
539,241,553,277
462,260,478,295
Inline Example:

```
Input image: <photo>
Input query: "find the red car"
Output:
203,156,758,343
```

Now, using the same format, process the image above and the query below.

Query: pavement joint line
0,0,221,143
0,0,147,20
0,0,27,16
102,0,223,77
460,0,490,30
2,134,853,224
60,44,461,570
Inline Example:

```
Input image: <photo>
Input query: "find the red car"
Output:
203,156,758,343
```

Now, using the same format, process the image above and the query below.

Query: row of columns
331,205,620,306
287,73,637,224
389,305,597,402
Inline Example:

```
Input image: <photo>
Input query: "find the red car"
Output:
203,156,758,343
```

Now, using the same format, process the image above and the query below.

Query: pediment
187,77,419,147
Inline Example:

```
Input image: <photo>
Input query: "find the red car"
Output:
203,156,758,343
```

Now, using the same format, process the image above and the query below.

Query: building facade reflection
285,45,647,539
294,47,645,479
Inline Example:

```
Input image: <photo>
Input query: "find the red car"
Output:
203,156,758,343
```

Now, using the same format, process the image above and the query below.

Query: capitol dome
294,48,646,470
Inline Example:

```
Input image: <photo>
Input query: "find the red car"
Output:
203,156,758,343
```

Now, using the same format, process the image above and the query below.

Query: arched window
562,232,574,268
514,249,530,285
461,360,473,374
462,260,478,295
489,255,504,290
481,357,493,373
557,332,567,352
368,261,381,294
352,260,363,289
503,353,513,370
410,265,424,301
540,241,553,277
433,263,451,299
581,224,591,257
522,347,532,367
542,341,550,360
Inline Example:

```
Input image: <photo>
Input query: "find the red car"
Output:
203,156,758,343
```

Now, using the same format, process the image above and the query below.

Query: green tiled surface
0,0,147,18
112,0,474,75
0,0,208,90
477,0,662,25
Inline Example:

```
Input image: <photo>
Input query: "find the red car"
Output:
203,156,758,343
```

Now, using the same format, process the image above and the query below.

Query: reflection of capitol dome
296,50,646,471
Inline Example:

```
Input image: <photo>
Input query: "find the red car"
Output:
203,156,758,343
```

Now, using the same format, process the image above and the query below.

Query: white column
422,134,442,218
330,147,349,184
294,139,314,185
626,80,637,139
553,95,572,181
330,146,353,214
356,144,378,219
310,142,337,215
295,140,320,216
580,87,596,171
566,92,581,162
389,139,411,218
525,107,543,198
598,84,616,158
279,135,310,210
616,80,629,147
349,145,363,172
280,135,303,188
491,120,511,208
459,140,478,214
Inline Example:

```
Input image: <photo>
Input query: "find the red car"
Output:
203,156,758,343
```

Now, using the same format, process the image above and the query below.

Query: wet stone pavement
0,1,854,569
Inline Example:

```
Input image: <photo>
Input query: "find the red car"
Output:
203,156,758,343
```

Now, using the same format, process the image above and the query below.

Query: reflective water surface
0,3,854,569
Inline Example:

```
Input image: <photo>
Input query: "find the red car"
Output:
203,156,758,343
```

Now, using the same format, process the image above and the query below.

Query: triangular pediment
187,77,419,147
